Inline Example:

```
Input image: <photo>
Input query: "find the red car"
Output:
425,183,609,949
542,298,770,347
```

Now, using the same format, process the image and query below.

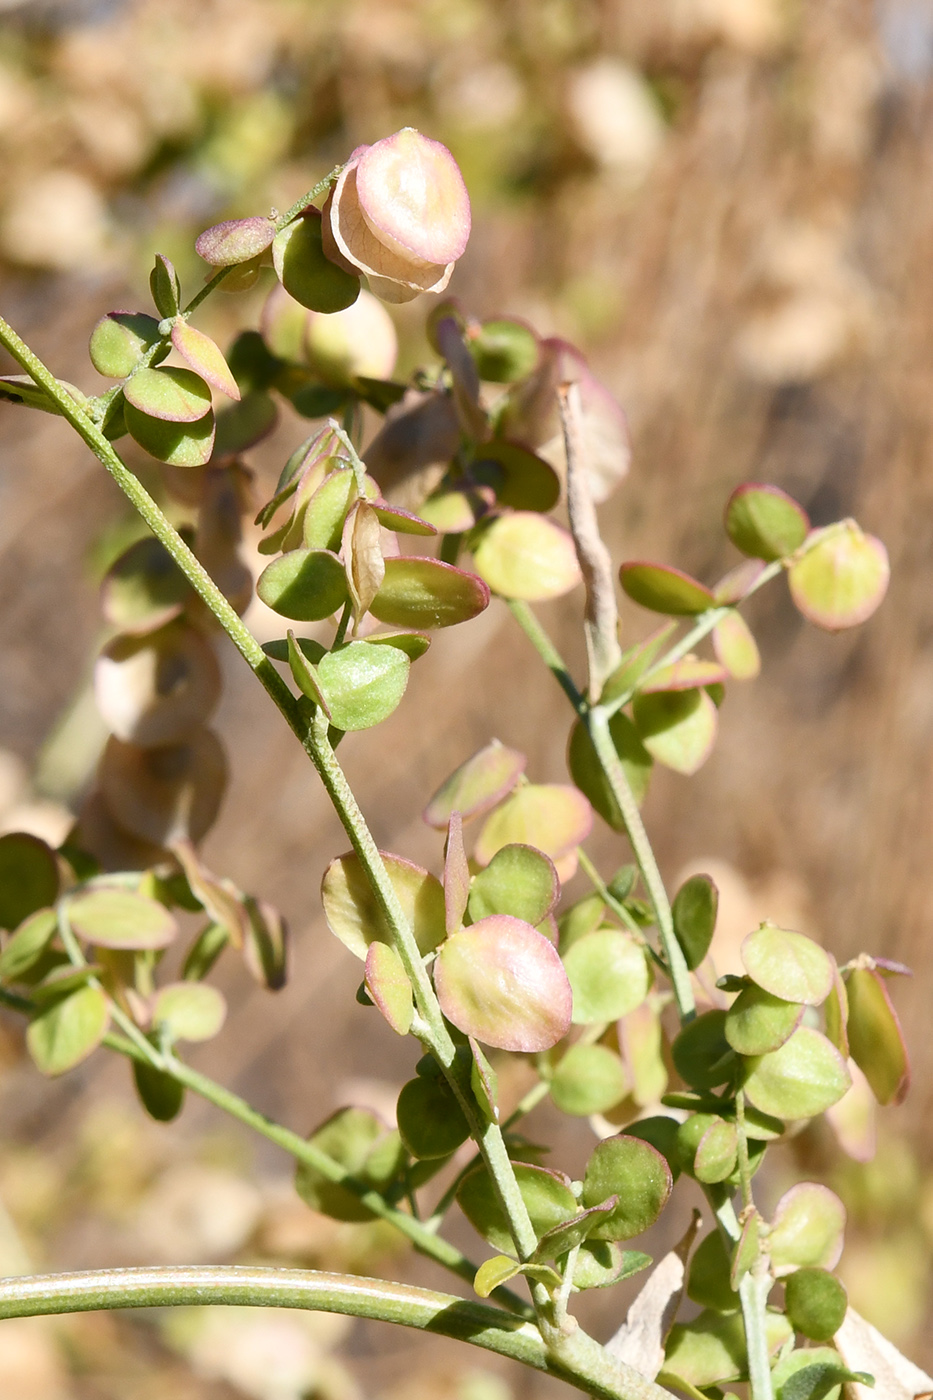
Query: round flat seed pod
562,928,651,1024
769,1183,846,1275
98,728,227,846
620,563,714,615
724,484,809,561
272,211,361,313
741,923,834,1006
89,311,162,379
94,622,222,747
124,366,213,423
434,915,572,1052
125,403,215,467
256,548,348,621
0,832,59,932
742,1027,851,1121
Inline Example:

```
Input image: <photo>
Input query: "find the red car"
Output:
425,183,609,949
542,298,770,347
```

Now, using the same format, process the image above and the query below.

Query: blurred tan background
2,0,933,1394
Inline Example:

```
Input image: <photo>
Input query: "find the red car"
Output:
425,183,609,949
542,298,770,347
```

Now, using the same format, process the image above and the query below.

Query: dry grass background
1,0,933,1394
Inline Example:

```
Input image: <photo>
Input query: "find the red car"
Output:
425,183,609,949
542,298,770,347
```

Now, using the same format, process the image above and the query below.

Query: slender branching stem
586,707,695,1023
0,314,542,1297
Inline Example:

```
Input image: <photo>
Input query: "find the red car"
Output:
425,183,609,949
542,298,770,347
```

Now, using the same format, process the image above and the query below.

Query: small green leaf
256,548,348,621
693,1118,738,1184
303,469,360,551
196,216,276,266
27,984,110,1076
474,1255,522,1297
724,484,809,561
469,319,539,382
639,657,727,694
845,966,910,1106
623,1115,681,1180
364,940,413,1035
370,557,489,629
688,1229,740,1313
397,1074,470,1159
468,843,559,925
0,832,59,931
549,1043,628,1116
567,712,653,827
124,403,215,467
273,211,360,313
124,366,213,423
423,740,526,830
769,1183,846,1275
557,893,606,952
101,536,191,633
713,612,761,680
286,631,330,713
171,322,240,400
571,1241,652,1291
294,1107,405,1223
0,908,57,983
671,1010,738,1090
67,888,178,950
788,522,889,632
152,981,226,1042
741,923,834,1006
665,1309,793,1387
472,513,581,600
581,1135,672,1241
620,563,715,615
632,688,718,775
725,984,803,1056
133,1057,185,1122
471,440,559,512
474,784,592,866
316,641,410,731
242,895,288,991
213,391,278,455
532,1200,619,1261
772,1348,869,1400
150,254,181,317
562,928,651,1024
672,874,718,971
321,851,446,960
742,1027,851,1120
434,915,572,1052
457,1163,577,1258
784,1268,848,1342
89,312,162,379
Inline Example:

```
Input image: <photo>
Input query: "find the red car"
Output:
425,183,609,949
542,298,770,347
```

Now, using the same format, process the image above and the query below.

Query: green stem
739,1268,774,1400
506,600,586,716
0,1266,672,1400
96,1027,529,1313
275,166,343,230
575,847,648,941
505,600,694,1023
0,312,540,1279
182,265,236,315
586,707,695,1024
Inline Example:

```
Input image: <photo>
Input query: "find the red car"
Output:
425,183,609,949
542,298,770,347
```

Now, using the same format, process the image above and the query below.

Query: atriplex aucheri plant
0,127,926,1400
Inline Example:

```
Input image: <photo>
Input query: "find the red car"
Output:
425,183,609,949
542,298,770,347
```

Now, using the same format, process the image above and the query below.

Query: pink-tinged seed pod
323,128,471,304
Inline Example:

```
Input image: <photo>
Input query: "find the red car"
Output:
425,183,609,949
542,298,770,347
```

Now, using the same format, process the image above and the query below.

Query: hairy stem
739,1268,775,1400
0,1266,673,1400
